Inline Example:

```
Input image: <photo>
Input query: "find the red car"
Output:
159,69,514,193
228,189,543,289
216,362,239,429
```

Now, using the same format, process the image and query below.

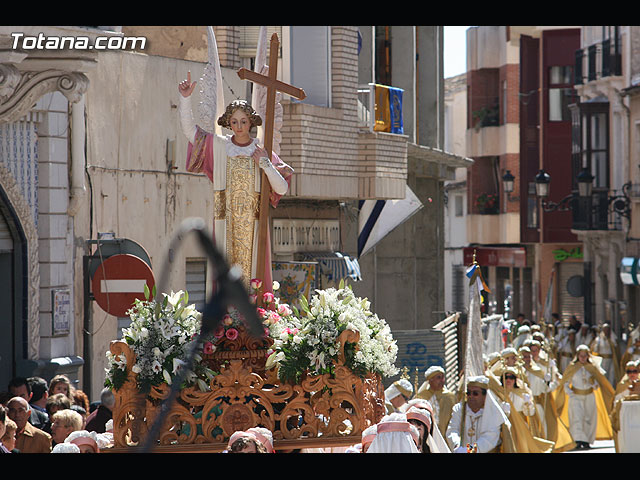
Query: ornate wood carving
108,327,385,452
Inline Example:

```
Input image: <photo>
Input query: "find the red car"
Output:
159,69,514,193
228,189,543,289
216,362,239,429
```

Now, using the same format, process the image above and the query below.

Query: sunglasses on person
466,390,484,397
504,375,517,380
627,369,639,374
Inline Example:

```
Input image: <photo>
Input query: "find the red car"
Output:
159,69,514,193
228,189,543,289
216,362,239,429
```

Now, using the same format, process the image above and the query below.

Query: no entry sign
91,253,155,317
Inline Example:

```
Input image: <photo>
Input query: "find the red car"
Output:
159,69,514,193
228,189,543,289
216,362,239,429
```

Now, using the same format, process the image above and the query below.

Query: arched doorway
0,186,30,390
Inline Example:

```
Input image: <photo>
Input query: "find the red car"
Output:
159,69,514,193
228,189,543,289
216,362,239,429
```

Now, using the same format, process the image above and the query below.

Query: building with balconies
570,26,640,338
0,25,469,399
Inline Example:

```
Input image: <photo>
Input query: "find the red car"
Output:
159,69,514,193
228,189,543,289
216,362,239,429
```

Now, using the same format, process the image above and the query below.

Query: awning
620,257,640,285
300,252,362,282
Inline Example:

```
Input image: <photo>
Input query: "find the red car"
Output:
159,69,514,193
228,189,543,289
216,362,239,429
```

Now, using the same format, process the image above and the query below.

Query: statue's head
217,100,262,129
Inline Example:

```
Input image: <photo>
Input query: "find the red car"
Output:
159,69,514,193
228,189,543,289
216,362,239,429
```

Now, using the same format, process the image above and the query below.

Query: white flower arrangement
105,287,217,394
261,279,398,383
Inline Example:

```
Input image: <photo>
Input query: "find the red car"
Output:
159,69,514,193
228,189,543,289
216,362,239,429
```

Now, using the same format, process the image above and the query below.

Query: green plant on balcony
472,105,500,129
475,193,499,214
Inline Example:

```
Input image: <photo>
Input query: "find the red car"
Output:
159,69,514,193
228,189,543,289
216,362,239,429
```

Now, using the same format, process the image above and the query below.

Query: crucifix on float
237,33,306,289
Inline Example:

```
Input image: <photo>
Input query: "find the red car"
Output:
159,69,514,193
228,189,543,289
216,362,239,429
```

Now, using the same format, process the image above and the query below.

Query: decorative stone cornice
0,67,88,122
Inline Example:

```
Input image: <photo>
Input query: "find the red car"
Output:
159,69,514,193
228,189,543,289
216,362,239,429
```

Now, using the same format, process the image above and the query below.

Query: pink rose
203,341,215,355
263,292,275,304
257,307,267,318
268,312,282,324
249,294,258,305
250,278,263,291
213,325,225,339
225,328,239,341
277,304,292,317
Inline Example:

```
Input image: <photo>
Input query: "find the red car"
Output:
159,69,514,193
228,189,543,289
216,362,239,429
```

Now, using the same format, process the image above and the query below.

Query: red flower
263,292,275,304
203,341,215,355
225,328,239,341
213,325,225,339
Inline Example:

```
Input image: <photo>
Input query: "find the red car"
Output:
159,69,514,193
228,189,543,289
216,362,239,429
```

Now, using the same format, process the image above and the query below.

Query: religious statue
177,27,297,291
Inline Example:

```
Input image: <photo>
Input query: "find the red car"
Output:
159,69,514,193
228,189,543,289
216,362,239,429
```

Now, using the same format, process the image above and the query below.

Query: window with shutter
186,259,207,312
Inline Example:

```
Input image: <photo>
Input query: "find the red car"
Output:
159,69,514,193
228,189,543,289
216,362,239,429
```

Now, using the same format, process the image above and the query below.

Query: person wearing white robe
590,324,619,387
557,330,577,373
384,378,413,414
446,375,511,453
366,413,420,453
562,345,607,449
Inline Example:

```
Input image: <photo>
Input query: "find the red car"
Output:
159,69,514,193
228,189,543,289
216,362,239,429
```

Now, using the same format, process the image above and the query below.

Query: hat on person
406,405,432,434
361,424,378,452
467,375,490,390
384,378,413,401
65,430,102,453
366,413,420,453
245,427,274,453
501,347,517,358
424,366,445,380
51,442,81,453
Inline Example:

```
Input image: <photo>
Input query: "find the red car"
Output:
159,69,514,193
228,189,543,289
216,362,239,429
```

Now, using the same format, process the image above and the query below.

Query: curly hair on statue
217,100,262,129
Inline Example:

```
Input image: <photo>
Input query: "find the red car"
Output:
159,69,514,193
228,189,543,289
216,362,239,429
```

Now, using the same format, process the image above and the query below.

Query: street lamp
534,169,551,199
502,170,515,194
576,168,594,198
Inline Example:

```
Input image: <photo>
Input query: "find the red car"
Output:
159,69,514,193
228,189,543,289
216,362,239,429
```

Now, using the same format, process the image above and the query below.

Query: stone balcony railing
280,100,408,202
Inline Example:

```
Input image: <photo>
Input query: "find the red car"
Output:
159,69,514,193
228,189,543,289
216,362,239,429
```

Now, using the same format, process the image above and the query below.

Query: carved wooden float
106,326,386,452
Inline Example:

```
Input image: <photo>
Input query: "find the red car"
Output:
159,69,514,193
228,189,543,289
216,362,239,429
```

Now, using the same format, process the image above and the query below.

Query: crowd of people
2,313,638,454
372,313,640,453
223,313,639,454
0,374,115,454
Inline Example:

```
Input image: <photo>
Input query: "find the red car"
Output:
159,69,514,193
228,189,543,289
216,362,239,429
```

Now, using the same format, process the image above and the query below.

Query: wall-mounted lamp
531,168,631,224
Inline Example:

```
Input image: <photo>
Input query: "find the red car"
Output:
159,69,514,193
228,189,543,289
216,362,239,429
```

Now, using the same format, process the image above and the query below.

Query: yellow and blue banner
374,84,404,134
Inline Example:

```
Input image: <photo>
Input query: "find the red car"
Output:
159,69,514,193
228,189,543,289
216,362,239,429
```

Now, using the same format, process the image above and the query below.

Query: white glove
501,402,511,415
544,373,551,382
523,393,531,403
258,156,288,195
178,95,197,144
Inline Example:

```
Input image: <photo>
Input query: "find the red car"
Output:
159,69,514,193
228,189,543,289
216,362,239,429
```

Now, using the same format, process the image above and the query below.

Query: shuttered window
186,259,207,312
289,26,331,107
238,26,283,58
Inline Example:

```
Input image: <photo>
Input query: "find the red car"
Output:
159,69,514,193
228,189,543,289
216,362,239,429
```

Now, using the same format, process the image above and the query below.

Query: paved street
562,439,615,453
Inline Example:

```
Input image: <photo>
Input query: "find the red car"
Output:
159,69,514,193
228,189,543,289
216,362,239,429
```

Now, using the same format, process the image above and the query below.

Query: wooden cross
237,33,306,290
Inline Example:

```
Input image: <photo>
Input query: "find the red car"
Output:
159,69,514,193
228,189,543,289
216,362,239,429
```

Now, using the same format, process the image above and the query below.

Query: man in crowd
6,396,51,453
446,375,513,453
7,377,48,431
414,366,457,435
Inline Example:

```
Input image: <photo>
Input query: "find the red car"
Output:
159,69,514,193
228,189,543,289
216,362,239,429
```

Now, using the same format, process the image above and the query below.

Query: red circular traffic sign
91,254,155,317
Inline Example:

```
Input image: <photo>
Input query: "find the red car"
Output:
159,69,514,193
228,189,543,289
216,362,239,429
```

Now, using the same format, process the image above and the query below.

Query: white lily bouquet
105,287,217,394
261,279,399,384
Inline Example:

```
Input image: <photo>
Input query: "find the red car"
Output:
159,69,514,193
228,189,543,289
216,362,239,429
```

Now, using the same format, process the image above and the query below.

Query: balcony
571,186,631,231
278,84,407,201
574,37,622,85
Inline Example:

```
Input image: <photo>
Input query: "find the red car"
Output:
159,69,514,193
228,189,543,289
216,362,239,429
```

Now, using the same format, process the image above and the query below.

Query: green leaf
152,284,157,300
338,278,345,290
183,290,189,305
144,283,150,301
299,294,309,314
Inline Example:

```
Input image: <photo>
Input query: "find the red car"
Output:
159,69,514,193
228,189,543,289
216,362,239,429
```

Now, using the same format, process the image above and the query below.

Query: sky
444,26,471,78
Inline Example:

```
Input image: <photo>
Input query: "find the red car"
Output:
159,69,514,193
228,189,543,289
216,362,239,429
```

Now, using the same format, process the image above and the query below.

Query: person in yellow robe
490,366,554,453
519,344,574,452
555,344,615,450
384,378,413,414
413,366,457,436
610,360,640,452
